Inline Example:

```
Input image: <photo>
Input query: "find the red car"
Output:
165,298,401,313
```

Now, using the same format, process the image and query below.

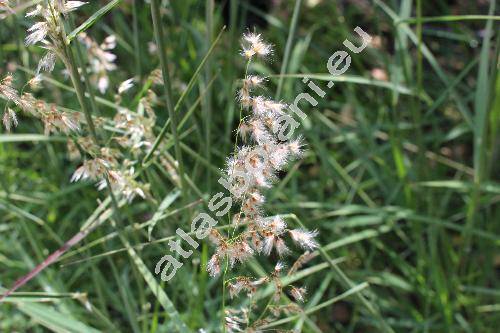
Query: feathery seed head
275,237,290,256
208,229,225,246
25,22,48,46
287,136,305,156
228,241,254,267
262,235,275,256
79,33,117,94
241,32,273,59
268,216,287,234
263,100,287,115
243,75,265,90
290,286,307,302
207,254,221,277
238,121,251,141
26,4,43,17
289,229,319,250
28,75,43,89
248,118,271,144
2,108,17,131
274,261,285,274
97,169,148,202
0,74,20,103
268,143,290,170
225,311,245,333
242,32,262,45
71,158,110,182
37,51,56,73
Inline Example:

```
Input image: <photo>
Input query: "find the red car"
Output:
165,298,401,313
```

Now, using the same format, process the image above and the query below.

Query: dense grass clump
0,0,499,332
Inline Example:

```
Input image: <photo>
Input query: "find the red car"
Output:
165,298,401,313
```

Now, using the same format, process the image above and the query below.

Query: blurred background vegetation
0,0,499,332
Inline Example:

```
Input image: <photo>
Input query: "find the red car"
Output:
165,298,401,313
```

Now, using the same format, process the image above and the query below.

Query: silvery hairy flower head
289,229,319,250
240,32,273,59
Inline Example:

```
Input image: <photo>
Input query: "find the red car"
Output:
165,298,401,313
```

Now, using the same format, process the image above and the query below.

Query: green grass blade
142,26,225,165
397,15,500,25
120,235,191,332
66,0,123,43
0,134,66,142
275,0,302,99
14,302,101,333
259,283,369,329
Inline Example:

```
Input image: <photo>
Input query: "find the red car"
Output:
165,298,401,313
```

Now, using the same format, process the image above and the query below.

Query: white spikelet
25,22,48,45
118,78,134,94
289,229,319,250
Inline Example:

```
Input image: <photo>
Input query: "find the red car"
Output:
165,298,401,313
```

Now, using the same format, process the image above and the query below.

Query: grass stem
150,0,187,197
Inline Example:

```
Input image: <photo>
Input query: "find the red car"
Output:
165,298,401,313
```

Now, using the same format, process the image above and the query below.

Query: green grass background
0,0,499,331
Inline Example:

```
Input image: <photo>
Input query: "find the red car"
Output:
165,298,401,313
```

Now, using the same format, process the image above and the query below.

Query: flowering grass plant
0,0,499,332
